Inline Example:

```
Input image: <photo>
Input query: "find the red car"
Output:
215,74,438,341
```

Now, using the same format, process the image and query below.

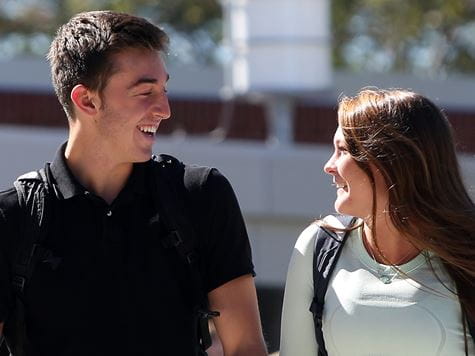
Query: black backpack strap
4,163,56,356
309,215,356,356
465,310,475,349
11,164,54,295
150,154,219,356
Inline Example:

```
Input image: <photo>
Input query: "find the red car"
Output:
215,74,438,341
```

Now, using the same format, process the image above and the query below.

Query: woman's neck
362,216,420,265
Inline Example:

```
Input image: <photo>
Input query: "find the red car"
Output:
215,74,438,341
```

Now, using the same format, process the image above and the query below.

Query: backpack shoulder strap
466,312,475,349
12,165,52,294
151,154,210,268
150,154,217,355
309,214,356,356
4,164,55,356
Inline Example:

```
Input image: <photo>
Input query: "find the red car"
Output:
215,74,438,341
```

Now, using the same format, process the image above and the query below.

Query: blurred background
0,0,474,353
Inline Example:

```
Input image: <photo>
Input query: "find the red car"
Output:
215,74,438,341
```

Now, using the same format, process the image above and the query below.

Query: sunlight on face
93,48,171,164
324,127,388,218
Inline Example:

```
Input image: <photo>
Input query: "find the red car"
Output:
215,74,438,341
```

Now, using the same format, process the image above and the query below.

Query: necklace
362,230,416,285
365,245,399,284
375,264,399,284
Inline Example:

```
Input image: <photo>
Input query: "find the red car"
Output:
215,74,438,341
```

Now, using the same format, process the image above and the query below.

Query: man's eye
140,92,152,96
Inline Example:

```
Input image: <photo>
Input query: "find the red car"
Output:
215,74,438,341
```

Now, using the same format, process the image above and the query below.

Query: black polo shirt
0,144,254,356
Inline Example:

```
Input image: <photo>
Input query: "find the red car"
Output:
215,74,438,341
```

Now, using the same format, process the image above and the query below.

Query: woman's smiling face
324,126,388,218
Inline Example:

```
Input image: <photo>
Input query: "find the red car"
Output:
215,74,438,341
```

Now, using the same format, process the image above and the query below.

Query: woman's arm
280,224,319,356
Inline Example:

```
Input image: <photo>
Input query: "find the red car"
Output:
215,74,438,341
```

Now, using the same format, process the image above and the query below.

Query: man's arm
208,274,267,356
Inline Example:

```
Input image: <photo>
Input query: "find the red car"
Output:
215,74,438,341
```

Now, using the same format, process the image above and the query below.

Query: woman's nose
323,156,336,175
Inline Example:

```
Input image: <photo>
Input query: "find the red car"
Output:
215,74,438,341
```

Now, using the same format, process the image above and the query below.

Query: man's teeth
139,126,158,134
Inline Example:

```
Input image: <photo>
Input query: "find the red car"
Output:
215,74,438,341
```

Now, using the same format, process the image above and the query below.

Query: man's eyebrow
127,74,169,90
127,77,157,90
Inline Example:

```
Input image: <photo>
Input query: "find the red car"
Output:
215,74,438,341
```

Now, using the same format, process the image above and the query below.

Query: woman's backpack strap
309,214,356,356
465,310,475,349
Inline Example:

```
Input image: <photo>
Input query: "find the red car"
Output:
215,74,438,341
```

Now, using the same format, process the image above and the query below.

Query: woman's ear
70,84,101,116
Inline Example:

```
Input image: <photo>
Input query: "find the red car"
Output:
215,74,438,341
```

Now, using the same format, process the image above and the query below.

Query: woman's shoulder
294,223,320,256
295,215,358,255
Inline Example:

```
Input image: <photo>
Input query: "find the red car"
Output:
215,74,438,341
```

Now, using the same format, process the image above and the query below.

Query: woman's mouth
332,182,348,192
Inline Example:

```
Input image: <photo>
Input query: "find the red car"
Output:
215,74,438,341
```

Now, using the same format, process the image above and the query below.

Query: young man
0,11,267,356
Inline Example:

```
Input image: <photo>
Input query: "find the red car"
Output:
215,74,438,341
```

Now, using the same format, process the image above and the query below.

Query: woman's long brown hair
337,89,475,323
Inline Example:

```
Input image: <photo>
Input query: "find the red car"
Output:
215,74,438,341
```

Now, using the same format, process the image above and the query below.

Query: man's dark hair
47,11,169,119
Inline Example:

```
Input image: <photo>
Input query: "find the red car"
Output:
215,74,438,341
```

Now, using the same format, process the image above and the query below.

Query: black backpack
310,214,475,356
1,155,218,356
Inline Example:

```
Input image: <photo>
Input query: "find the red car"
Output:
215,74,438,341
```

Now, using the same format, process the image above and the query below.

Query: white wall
1,125,474,287
2,58,475,111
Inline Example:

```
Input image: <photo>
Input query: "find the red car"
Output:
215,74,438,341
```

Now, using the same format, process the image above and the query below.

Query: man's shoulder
0,188,22,248
151,154,226,192
0,187,20,215
0,166,49,220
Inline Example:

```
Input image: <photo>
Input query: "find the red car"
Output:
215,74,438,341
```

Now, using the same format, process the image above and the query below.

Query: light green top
280,216,474,356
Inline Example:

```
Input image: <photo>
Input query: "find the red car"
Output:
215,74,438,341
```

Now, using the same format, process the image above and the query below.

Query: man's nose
153,94,171,120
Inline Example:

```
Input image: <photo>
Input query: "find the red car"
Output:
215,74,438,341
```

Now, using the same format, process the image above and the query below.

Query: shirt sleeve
280,224,319,356
195,168,255,293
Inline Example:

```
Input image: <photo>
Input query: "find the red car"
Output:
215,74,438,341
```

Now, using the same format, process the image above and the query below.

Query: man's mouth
137,125,159,137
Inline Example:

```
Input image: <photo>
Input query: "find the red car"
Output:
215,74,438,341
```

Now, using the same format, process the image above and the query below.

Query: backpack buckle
12,275,26,293
198,309,220,319
310,298,324,319
185,251,197,264
161,230,183,248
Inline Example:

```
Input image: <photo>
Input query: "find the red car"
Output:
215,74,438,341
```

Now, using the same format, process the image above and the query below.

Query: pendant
379,274,395,284
377,266,397,284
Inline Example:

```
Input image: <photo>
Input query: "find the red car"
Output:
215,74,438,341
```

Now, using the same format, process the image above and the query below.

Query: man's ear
70,84,101,116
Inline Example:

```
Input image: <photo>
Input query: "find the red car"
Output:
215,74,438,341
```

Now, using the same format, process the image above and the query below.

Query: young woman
280,89,475,355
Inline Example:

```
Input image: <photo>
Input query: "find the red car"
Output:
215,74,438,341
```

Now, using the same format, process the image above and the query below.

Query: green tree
332,0,475,75
0,0,221,63
1,0,474,75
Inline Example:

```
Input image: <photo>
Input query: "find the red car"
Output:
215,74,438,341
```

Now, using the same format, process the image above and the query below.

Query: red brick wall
0,91,66,127
294,105,337,144
447,111,475,153
0,90,474,152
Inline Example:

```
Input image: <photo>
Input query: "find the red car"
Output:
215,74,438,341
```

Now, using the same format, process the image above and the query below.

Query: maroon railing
1,90,474,152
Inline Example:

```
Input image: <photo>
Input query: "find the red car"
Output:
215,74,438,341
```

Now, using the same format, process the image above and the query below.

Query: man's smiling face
94,47,171,163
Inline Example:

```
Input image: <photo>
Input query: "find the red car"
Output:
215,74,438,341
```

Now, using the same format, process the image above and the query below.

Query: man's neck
64,137,133,205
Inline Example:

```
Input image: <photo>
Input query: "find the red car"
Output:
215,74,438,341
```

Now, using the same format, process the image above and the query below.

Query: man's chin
132,148,154,163
134,155,153,163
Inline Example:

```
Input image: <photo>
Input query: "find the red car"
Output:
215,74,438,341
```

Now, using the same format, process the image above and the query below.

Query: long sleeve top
280,216,474,356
